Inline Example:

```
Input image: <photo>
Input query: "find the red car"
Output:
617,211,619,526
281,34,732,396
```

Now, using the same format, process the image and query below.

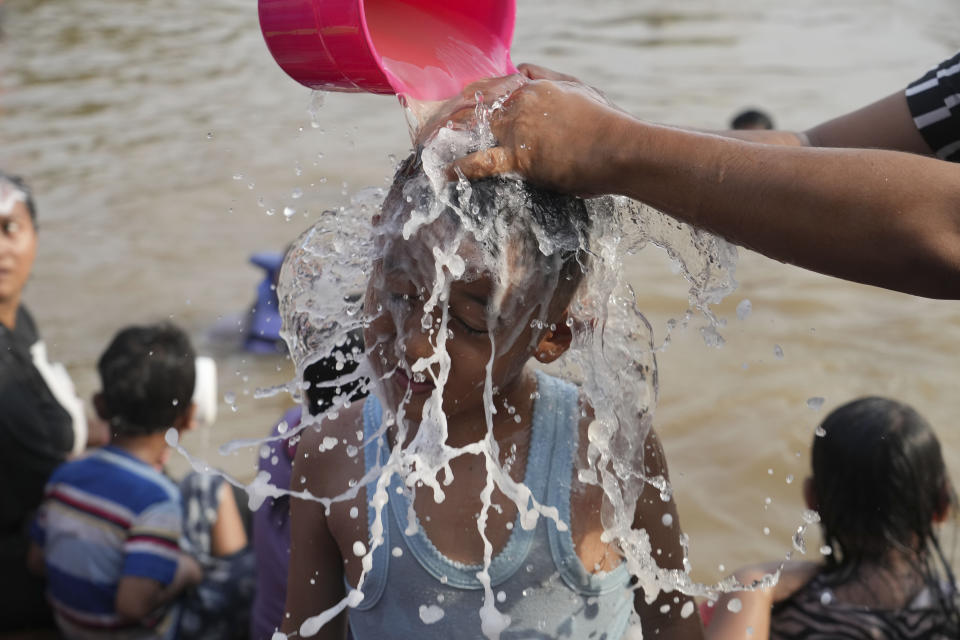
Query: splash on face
363,156,589,425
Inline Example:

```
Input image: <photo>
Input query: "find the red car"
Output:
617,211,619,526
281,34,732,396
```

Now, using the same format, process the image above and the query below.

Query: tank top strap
542,373,631,595
351,396,391,611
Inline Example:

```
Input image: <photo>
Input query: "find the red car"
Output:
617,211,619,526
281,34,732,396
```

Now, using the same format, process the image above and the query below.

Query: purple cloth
250,406,301,640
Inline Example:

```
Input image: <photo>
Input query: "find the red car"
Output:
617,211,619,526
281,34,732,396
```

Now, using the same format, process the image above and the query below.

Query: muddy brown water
2,0,959,585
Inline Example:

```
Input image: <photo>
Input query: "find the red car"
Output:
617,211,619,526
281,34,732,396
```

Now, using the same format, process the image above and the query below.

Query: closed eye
451,314,488,336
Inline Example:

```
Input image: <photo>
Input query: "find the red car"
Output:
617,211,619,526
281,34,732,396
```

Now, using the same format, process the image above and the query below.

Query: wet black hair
730,109,774,130
303,327,368,416
97,323,196,437
813,397,958,620
0,170,37,228
386,151,591,298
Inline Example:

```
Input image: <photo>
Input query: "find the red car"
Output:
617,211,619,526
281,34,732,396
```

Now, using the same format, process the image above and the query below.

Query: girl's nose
400,309,437,364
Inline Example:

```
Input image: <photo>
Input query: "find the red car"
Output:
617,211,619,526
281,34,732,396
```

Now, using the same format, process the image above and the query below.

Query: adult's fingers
458,73,527,104
516,63,581,83
449,146,516,181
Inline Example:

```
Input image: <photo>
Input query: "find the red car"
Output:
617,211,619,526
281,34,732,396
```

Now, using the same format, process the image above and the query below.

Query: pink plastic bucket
258,0,517,101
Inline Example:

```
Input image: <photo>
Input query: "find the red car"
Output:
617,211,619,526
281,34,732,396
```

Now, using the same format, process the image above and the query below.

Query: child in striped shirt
29,324,202,639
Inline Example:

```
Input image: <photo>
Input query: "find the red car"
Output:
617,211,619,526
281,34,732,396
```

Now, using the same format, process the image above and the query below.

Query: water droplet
224,392,236,405
352,541,366,556
283,206,296,219
349,506,359,519
232,173,243,181
171,398,179,406
726,598,742,613
774,344,784,359
786,474,794,484
736,299,752,320
792,527,807,553
206,132,214,140
661,513,673,527
392,547,403,557
807,396,825,410
496,591,506,603
820,545,832,556
291,188,303,199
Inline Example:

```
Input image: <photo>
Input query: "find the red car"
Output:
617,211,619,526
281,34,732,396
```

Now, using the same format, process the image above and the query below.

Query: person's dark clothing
907,50,960,161
771,573,958,639
0,306,74,631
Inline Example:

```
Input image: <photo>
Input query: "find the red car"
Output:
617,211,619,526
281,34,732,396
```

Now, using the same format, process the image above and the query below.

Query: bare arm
211,481,248,557
705,562,819,640
633,428,703,640
115,553,202,621
452,68,960,299
281,425,349,640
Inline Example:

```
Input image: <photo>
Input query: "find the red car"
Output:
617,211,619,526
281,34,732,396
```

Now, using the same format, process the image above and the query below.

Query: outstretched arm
452,66,960,299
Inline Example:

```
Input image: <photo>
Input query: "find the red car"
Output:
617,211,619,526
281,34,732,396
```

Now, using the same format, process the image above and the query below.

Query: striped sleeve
122,498,182,585
906,51,960,161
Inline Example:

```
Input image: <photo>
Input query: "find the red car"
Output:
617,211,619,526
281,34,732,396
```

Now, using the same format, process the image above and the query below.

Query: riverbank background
2,0,959,585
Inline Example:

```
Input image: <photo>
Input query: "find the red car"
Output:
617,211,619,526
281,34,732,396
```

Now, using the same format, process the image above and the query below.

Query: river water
2,0,959,586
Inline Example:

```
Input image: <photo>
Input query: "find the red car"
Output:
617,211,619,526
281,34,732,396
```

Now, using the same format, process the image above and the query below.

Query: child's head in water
364,151,590,425
808,397,956,585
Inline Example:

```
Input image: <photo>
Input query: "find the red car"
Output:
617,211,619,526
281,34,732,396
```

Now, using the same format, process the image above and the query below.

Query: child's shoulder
52,447,179,511
294,401,367,497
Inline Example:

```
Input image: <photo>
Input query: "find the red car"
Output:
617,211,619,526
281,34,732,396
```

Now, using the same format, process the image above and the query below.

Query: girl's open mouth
392,367,435,394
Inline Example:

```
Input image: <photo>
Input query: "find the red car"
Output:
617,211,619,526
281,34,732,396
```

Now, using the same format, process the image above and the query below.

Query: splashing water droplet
727,598,742,613
793,527,807,553
308,91,326,128
736,299,752,320
419,604,445,624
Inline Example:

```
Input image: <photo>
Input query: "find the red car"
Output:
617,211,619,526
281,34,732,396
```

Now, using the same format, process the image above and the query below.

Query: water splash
251,106,740,637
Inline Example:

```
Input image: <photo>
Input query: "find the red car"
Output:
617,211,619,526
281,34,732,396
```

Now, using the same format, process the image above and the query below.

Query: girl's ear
803,476,818,512
533,312,573,364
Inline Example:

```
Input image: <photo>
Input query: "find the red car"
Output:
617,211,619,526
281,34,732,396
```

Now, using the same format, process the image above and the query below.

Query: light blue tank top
347,371,633,639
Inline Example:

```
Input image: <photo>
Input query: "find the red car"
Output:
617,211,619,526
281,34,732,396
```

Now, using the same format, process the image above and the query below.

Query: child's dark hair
0,170,38,227
97,323,196,436
386,152,591,300
813,397,958,621
730,109,774,130
303,328,367,416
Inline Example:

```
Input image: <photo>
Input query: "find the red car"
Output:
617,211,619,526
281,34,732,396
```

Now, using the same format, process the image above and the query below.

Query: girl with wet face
282,153,701,640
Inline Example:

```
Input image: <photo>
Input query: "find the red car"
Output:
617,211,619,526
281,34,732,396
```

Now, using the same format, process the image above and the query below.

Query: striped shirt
906,51,960,161
31,446,183,639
